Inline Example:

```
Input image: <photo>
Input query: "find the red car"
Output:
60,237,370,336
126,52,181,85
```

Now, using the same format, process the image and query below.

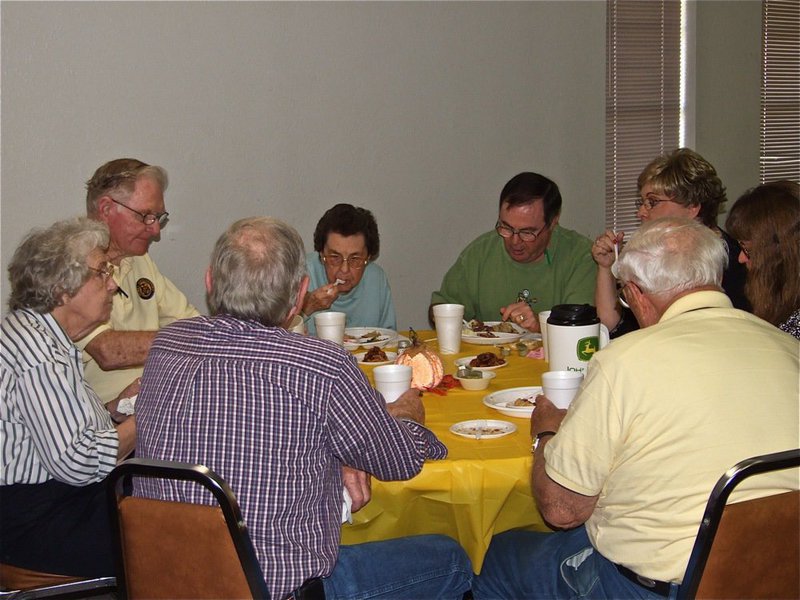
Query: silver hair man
8,217,109,312
207,217,308,326
615,217,726,298
85,158,168,218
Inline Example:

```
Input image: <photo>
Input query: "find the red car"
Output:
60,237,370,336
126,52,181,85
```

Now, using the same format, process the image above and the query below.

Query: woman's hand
592,230,624,269
302,283,341,314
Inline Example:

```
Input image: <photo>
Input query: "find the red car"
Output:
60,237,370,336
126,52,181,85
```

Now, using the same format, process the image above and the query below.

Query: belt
614,563,671,597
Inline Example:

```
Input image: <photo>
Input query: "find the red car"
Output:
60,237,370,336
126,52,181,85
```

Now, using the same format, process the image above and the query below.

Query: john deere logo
576,336,599,361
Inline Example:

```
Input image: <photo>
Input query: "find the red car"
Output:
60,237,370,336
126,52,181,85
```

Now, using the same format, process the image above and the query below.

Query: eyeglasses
634,196,680,211
738,241,751,259
321,254,368,270
87,262,115,282
110,197,169,227
495,221,540,242
618,282,631,309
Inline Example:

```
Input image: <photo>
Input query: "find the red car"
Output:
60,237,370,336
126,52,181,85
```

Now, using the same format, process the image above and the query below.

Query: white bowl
454,370,496,391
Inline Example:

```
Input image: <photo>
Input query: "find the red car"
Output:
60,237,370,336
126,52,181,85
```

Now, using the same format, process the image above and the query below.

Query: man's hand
385,388,425,424
530,394,567,437
342,466,371,512
302,283,341,315
500,300,538,332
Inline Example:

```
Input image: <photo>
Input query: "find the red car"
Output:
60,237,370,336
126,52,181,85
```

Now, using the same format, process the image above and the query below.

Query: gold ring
518,314,524,322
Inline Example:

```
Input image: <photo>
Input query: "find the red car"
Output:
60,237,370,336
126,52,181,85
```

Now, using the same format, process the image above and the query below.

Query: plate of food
482,386,543,418
461,320,525,346
354,348,398,366
455,352,508,371
344,327,397,350
449,419,517,440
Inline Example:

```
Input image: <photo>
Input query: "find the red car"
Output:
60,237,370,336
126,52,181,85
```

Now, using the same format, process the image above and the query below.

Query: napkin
526,347,545,360
117,394,137,415
341,487,353,524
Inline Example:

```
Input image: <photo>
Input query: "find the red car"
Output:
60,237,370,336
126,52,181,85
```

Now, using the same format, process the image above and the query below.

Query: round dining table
342,329,554,573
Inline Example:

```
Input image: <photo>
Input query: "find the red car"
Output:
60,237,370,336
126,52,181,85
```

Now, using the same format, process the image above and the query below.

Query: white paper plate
343,327,397,350
455,355,508,371
482,386,543,418
354,350,398,366
449,419,517,439
461,321,525,346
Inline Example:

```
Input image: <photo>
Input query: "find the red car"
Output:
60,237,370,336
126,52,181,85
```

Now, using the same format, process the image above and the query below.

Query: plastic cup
433,303,465,354
541,370,584,409
288,314,306,334
314,311,346,345
538,310,551,361
373,364,413,403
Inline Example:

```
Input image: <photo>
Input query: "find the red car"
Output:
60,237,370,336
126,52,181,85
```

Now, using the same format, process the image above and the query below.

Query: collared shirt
305,253,397,335
431,225,597,322
544,291,800,582
76,253,200,404
135,315,446,599
1,309,118,486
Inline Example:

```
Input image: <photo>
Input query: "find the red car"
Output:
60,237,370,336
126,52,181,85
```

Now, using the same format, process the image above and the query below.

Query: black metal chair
678,448,800,599
107,458,271,599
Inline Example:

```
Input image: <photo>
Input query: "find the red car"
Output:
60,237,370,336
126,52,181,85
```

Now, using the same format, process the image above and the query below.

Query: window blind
761,0,800,183
605,0,681,234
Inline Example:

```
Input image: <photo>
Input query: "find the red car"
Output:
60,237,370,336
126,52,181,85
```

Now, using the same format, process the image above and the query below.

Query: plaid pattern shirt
136,315,446,599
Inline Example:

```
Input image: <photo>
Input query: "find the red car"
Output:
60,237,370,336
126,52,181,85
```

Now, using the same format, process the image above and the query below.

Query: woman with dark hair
592,148,749,337
303,204,396,335
1,217,137,577
725,180,800,339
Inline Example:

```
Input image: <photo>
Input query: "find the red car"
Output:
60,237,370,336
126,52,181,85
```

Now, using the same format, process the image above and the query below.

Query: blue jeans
473,527,679,599
322,534,472,599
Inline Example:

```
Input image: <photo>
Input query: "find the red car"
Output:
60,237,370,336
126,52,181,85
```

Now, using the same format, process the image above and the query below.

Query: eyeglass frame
738,241,752,259
109,197,169,227
494,220,541,243
634,196,683,212
87,262,116,282
320,253,369,270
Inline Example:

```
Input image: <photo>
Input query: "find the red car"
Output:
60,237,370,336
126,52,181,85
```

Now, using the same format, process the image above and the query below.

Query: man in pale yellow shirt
474,217,799,599
76,159,199,403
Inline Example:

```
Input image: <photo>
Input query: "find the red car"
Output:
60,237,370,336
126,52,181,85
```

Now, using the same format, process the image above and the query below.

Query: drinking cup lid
547,304,599,326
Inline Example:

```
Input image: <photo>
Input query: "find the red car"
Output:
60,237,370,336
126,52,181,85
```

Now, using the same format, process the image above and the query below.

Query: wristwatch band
531,430,557,453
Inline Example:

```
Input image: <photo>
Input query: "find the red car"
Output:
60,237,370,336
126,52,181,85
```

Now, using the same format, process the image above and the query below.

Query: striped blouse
1,309,118,485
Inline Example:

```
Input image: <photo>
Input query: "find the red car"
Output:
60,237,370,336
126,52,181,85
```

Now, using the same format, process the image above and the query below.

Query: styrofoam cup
433,303,464,354
541,370,584,409
288,314,306,334
373,364,413,403
314,311,346,345
538,310,551,361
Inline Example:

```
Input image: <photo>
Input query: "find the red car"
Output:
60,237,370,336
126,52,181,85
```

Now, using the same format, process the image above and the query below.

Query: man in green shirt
430,172,596,332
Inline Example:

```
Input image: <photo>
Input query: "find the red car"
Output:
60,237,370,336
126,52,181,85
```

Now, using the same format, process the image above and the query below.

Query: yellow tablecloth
341,330,553,572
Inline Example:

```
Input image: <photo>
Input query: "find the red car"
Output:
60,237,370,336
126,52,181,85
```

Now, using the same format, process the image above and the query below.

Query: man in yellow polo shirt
76,158,199,403
474,217,799,599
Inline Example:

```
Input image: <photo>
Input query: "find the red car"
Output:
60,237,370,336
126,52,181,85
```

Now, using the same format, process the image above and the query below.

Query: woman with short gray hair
1,216,137,578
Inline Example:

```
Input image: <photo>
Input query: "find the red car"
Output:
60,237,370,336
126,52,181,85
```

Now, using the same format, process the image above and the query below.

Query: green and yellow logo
576,336,599,361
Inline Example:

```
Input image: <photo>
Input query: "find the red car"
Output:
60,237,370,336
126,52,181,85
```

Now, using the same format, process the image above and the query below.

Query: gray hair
85,158,168,216
207,217,307,326
615,217,726,297
8,217,110,313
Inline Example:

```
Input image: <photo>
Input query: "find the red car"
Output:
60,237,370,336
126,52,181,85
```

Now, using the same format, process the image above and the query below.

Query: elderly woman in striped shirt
0,217,137,578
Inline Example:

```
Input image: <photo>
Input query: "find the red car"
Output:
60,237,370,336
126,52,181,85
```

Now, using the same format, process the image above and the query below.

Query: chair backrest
678,448,800,599
0,563,115,600
106,458,270,600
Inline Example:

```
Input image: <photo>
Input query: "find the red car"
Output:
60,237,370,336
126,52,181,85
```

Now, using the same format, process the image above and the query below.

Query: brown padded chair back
107,459,270,600
117,496,254,599
695,490,800,599
0,564,82,591
679,449,800,600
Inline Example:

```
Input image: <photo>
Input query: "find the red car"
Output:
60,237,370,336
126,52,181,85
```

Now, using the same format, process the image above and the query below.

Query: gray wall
1,1,760,329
